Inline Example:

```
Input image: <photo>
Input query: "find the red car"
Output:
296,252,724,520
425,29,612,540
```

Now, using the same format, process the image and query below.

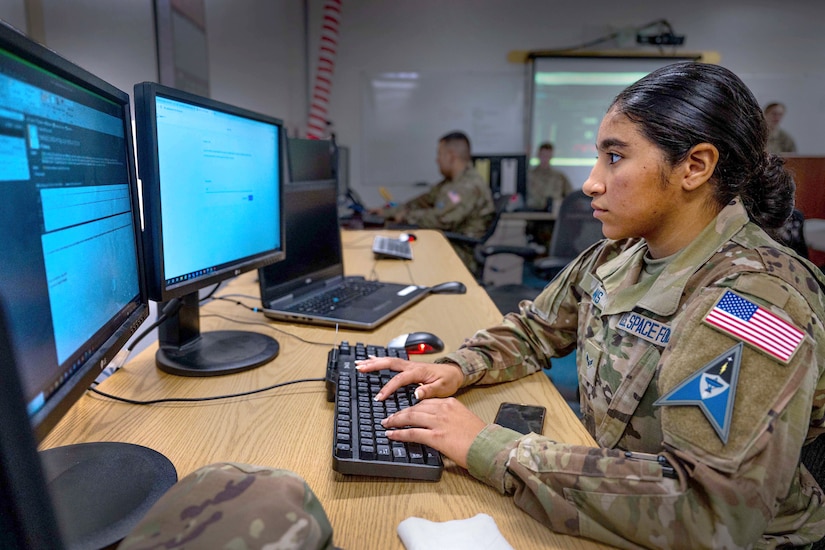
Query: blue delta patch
654,342,743,444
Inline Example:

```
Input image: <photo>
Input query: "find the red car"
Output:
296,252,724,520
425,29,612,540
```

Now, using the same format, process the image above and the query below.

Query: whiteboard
361,69,527,190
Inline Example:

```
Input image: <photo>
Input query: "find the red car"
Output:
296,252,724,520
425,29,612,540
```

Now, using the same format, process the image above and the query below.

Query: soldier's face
436,142,452,177
538,148,553,164
583,108,686,253
765,105,784,130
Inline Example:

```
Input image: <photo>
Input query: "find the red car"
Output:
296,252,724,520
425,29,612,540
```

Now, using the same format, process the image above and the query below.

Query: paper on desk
397,513,515,550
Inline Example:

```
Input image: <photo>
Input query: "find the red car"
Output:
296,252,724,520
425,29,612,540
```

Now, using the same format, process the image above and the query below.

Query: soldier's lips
591,205,607,218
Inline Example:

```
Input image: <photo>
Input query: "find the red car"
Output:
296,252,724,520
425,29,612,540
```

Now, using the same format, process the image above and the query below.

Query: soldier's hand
354,356,464,400
381,397,486,469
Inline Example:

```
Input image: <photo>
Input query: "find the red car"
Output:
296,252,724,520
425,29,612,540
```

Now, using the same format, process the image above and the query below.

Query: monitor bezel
0,20,150,442
133,81,287,304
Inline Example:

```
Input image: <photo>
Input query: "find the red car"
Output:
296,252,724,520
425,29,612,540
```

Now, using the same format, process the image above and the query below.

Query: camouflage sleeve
465,277,825,549
404,181,483,231
383,185,440,220
525,170,544,209
119,462,335,549
400,184,440,211
440,247,589,386
561,173,573,197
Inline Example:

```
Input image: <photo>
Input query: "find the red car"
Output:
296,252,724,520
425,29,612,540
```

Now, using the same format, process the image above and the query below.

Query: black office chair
775,208,810,260
479,191,603,315
800,435,825,549
442,193,518,281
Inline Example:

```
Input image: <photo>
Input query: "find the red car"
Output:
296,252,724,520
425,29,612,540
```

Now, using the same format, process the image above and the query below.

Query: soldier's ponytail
611,62,795,231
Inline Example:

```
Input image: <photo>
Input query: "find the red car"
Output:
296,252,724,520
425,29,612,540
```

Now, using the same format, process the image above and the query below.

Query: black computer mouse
428,281,467,295
387,332,445,354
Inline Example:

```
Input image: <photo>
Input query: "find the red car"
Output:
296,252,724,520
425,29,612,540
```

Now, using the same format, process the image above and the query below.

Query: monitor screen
0,20,175,549
0,24,147,442
134,81,286,376
530,55,698,188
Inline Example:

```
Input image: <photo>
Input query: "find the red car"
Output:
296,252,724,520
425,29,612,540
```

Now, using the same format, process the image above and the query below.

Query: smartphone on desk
494,402,546,435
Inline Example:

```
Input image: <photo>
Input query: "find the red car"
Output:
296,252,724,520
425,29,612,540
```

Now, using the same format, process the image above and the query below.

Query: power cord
91,295,343,402
94,298,183,381
88,376,326,405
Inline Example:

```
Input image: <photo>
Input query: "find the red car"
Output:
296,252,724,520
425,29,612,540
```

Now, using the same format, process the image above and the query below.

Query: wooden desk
41,229,604,550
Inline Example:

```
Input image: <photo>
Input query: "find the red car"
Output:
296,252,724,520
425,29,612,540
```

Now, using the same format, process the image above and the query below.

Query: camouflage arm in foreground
119,462,335,550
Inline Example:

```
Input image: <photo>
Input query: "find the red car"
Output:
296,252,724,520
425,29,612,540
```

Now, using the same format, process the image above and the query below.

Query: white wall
0,0,308,127
1,0,824,202
316,0,825,203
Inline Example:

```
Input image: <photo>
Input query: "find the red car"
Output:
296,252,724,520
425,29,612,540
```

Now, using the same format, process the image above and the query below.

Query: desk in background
41,229,605,550
482,209,557,286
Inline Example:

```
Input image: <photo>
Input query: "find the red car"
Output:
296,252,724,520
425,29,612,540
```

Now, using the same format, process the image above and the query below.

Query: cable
202,311,338,348
199,281,224,302
212,295,264,313
88,376,326,405
95,298,183,380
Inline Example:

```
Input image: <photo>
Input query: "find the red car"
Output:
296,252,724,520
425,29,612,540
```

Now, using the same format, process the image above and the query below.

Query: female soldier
357,62,825,548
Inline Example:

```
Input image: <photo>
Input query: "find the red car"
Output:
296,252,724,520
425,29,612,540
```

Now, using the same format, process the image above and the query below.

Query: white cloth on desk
397,513,515,550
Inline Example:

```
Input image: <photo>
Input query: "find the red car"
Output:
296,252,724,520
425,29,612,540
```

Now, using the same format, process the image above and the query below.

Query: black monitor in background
134,82,286,377
287,136,334,181
0,21,176,549
334,143,351,205
472,154,527,198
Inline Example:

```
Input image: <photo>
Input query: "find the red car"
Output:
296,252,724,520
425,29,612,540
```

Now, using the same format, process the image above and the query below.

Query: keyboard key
330,342,443,480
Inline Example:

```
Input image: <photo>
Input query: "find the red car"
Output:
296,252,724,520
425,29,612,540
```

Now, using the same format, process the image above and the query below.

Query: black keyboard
326,341,443,481
372,235,413,260
287,280,382,313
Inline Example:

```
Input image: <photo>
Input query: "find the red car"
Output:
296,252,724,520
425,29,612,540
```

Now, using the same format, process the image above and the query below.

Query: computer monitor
0,20,176,549
334,143,350,205
472,154,527,198
134,81,286,376
287,136,334,182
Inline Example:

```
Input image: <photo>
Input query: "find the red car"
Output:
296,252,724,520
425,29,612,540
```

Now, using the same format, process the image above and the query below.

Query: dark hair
610,62,794,230
439,131,471,160
538,142,554,151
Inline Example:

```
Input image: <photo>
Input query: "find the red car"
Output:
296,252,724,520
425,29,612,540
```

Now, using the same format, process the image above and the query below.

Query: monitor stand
40,441,177,550
156,291,280,376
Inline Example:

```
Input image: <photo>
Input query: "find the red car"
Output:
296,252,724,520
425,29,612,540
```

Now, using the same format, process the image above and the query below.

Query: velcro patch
655,342,743,444
703,290,804,364
617,312,671,347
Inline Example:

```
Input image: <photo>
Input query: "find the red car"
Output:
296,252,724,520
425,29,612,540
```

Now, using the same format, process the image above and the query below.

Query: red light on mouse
408,343,431,354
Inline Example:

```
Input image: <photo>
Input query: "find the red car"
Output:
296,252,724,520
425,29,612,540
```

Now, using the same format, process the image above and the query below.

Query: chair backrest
547,191,604,259
479,193,517,243
775,208,809,259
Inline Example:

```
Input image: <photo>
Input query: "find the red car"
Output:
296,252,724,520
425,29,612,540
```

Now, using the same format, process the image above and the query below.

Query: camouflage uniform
525,166,573,210
385,165,494,271
767,127,797,155
439,198,825,548
118,462,336,550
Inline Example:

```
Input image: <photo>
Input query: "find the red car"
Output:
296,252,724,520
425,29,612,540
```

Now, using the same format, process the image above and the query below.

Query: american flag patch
447,191,461,205
703,290,805,363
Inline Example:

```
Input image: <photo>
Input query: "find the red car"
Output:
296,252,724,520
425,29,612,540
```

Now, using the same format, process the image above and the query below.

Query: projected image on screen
530,56,698,187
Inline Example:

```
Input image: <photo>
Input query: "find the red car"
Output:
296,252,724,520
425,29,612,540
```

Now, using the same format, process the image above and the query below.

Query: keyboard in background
326,341,443,481
372,235,413,260
285,280,382,313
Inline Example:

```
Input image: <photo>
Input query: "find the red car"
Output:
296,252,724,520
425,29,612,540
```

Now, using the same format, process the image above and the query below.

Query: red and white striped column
306,0,341,139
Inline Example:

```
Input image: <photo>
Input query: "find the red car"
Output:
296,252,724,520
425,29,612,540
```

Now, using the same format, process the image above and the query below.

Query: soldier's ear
680,143,718,192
